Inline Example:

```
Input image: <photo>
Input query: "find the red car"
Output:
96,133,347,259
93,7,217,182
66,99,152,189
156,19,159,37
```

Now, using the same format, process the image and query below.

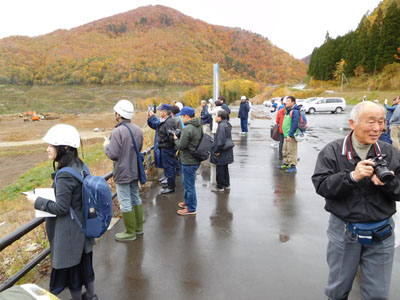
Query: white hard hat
241,96,247,100
175,102,183,110
43,124,81,148
114,99,134,119
208,98,213,103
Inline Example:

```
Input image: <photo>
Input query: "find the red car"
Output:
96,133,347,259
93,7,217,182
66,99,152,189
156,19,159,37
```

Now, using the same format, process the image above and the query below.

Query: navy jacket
210,120,234,165
147,115,161,168
221,103,231,119
238,102,250,119
200,105,212,125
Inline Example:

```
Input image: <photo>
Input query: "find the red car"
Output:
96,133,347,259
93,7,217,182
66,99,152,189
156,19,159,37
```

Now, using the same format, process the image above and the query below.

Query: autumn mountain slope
0,5,307,86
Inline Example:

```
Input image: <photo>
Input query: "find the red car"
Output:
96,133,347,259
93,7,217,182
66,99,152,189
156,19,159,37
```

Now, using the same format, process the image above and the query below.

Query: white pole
213,63,219,101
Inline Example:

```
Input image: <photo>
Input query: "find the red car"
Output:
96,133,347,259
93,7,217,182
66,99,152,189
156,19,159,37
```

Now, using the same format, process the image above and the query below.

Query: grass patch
0,144,45,158
0,84,193,115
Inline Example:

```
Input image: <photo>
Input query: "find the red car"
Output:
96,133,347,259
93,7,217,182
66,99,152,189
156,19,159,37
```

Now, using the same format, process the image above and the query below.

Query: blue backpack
55,165,113,238
290,110,308,132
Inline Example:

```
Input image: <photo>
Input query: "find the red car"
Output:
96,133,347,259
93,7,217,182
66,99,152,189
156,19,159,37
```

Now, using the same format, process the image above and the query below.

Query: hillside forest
308,0,400,90
0,5,307,87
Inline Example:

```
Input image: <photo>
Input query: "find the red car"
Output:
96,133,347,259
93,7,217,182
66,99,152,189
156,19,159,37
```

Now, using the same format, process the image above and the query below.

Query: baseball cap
180,107,195,117
157,104,172,111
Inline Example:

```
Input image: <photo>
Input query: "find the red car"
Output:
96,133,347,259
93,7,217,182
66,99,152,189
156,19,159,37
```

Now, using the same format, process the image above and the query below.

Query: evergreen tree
345,29,365,76
376,2,400,70
358,17,371,71
365,8,383,74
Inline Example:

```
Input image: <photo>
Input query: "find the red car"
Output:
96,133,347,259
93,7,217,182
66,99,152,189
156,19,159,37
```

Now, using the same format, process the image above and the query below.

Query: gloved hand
384,99,388,105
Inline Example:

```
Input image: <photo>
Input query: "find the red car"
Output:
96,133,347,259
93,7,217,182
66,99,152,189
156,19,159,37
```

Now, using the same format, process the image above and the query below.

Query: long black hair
53,145,83,171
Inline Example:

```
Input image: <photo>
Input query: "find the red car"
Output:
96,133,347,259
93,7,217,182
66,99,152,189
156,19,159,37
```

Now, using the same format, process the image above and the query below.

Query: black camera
371,154,394,183
167,129,181,138
148,105,156,113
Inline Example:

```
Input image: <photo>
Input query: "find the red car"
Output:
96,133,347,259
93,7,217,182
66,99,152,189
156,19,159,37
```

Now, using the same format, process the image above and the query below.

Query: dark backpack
55,165,113,238
290,110,308,132
190,131,214,161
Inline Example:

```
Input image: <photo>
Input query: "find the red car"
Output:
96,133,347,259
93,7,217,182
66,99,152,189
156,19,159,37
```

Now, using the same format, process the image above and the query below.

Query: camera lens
375,167,394,183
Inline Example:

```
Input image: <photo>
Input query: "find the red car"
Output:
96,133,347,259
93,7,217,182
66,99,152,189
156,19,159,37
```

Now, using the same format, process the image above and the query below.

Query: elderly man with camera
312,101,400,300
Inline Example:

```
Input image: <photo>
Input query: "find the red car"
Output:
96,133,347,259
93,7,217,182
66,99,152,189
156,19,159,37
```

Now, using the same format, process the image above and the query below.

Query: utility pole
341,73,349,92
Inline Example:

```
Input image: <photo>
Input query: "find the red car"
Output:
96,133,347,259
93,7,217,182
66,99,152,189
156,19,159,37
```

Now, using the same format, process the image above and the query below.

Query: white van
302,97,346,114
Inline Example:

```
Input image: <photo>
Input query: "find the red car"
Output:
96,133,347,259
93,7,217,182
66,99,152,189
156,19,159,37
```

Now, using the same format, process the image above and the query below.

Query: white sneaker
270,142,278,148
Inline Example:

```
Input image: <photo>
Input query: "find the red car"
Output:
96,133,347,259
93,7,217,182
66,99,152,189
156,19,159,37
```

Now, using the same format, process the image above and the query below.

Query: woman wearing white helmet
26,124,97,300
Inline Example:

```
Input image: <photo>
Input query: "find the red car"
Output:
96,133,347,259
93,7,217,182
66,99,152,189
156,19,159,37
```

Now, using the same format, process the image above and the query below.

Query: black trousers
279,133,284,160
216,164,230,188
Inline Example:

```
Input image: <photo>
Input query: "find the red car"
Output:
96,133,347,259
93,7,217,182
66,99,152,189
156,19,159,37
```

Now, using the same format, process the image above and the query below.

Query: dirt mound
0,112,148,143
0,111,149,189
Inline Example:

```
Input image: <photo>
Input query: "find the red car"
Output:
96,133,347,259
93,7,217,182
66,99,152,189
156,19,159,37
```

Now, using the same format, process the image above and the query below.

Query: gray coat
390,104,400,125
34,163,95,269
104,120,144,184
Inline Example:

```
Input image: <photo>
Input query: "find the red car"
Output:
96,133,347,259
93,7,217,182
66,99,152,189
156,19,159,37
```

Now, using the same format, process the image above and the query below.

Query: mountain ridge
0,5,307,86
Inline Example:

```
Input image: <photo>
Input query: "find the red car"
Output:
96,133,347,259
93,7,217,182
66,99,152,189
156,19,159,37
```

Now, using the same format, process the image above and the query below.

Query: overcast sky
0,0,382,59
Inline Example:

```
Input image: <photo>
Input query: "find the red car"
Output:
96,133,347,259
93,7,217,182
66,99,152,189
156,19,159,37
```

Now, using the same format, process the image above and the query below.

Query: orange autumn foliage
0,5,307,86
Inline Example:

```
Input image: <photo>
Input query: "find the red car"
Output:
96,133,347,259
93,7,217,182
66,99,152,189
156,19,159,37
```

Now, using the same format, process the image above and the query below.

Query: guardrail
0,146,154,292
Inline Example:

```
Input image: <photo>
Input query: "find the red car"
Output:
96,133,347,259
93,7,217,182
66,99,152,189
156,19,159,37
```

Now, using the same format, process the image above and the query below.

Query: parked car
298,97,322,111
304,97,323,104
302,97,346,114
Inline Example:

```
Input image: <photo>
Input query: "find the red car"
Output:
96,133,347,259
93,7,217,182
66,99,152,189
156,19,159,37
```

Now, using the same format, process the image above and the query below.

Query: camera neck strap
342,131,381,164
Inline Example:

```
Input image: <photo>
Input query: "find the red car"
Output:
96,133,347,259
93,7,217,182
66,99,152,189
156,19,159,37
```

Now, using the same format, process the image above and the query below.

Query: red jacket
276,107,286,134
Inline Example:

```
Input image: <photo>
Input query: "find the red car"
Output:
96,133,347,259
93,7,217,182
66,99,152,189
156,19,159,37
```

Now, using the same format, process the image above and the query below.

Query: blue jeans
240,118,248,132
161,148,176,188
116,180,142,212
181,164,200,212
175,158,182,176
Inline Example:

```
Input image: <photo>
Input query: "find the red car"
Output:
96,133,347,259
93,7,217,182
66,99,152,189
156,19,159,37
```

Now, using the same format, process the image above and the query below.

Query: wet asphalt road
56,106,400,300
